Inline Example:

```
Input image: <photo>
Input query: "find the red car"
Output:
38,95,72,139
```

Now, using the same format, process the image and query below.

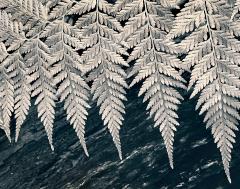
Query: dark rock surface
0,87,240,189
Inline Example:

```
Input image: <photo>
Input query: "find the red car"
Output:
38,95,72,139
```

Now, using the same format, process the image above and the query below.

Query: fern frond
46,0,74,20
9,52,31,142
170,0,240,183
0,10,25,47
1,0,48,37
0,43,15,142
2,0,48,20
0,48,32,142
41,18,90,156
20,37,56,150
69,0,128,159
117,0,185,168
0,11,32,141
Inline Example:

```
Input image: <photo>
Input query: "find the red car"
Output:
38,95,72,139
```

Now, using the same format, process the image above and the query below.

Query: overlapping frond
0,10,25,47
1,46,32,143
41,16,90,156
169,0,240,183
0,43,14,141
1,0,48,37
0,0,92,153
20,38,56,150
69,0,129,159
117,0,186,168
46,0,74,20
0,11,29,142
10,53,31,142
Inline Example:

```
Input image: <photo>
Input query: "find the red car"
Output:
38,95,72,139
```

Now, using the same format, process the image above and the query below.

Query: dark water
0,86,240,189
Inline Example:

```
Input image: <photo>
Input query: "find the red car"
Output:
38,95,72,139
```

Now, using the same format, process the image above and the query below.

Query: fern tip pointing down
118,0,185,168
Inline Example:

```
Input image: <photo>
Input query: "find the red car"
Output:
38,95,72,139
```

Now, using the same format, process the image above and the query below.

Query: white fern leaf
9,52,31,142
170,0,240,183
2,0,48,37
0,10,25,48
0,10,32,142
0,42,15,142
41,17,91,156
69,0,129,159
117,0,186,168
46,0,74,20
2,0,48,20
20,37,57,151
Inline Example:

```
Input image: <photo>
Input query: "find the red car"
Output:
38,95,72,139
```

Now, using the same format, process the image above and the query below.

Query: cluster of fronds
1,0,240,183
0,0,129,160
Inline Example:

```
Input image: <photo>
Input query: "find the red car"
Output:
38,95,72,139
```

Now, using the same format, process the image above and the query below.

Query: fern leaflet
117,0,186,168
169,0,240,183
41,4,91,155
20,37,57,150
69,0,129,159
0,11,29,142
0,42,14,142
